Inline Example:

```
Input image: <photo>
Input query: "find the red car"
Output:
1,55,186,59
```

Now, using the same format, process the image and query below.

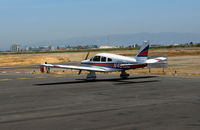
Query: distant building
57,48,66,51
29,46,40,51
10,44,20,52
39,46,49,51
24,46,29,51
86,45,98,49
99,46,117,49
49,45,55,51
128,44,138,48
173,44,179,46
151,44,161,47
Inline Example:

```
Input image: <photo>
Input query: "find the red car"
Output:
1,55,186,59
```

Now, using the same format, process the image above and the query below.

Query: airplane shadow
34,76,159,86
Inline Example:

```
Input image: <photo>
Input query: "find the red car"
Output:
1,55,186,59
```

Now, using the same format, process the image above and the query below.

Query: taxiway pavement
0,74,200,130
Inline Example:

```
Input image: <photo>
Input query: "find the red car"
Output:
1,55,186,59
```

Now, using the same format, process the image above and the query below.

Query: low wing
41,63,107,72
146,57,167,64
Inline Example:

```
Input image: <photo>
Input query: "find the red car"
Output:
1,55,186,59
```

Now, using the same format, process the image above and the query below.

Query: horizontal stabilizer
146,57,167,64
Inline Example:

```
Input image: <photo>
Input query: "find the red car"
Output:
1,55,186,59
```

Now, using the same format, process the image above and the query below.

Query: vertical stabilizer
135,41,150,63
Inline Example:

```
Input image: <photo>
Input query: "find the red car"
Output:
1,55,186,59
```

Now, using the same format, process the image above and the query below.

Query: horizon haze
1,0,200,50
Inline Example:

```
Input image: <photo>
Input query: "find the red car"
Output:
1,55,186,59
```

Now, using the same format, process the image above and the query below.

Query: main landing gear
85,70,129,80
86,71,96,80
120,70,129,79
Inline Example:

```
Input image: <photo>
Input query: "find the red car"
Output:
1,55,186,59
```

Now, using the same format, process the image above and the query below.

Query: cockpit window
108,58,112,62
101,57,106,62
93,56,101,62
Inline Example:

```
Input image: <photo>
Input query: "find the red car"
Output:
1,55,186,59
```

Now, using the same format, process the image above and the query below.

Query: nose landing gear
86,71,96,80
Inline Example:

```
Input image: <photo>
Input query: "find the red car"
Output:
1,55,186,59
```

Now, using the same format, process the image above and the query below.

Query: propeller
78,52,90,75
85,52,90,60
78,69,82,75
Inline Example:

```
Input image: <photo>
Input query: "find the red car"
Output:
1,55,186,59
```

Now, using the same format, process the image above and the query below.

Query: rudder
135,41,150,63
136,41,149,57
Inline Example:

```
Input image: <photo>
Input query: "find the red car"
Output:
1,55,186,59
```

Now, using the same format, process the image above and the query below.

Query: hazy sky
0,0,200,49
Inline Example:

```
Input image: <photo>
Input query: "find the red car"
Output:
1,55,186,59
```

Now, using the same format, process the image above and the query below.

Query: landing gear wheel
120,70,129,79
86,71,96,80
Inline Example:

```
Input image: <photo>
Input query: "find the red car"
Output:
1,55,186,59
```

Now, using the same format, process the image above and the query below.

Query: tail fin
135,41,150,62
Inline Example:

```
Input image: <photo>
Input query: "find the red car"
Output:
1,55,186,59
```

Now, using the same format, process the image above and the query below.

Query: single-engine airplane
40,42,166,80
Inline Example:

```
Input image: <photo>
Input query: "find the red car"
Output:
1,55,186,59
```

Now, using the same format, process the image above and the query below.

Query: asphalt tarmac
0,74,200,130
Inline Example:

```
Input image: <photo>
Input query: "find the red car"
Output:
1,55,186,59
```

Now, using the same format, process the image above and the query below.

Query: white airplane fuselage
81,53,147,72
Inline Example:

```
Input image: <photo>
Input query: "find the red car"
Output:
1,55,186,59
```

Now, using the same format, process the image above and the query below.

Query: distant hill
34,32,200,47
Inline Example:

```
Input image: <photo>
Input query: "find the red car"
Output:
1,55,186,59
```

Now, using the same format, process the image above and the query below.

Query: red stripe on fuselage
87,63,147,69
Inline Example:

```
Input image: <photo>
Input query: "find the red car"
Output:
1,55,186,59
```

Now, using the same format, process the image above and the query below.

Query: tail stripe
137,45,149,57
